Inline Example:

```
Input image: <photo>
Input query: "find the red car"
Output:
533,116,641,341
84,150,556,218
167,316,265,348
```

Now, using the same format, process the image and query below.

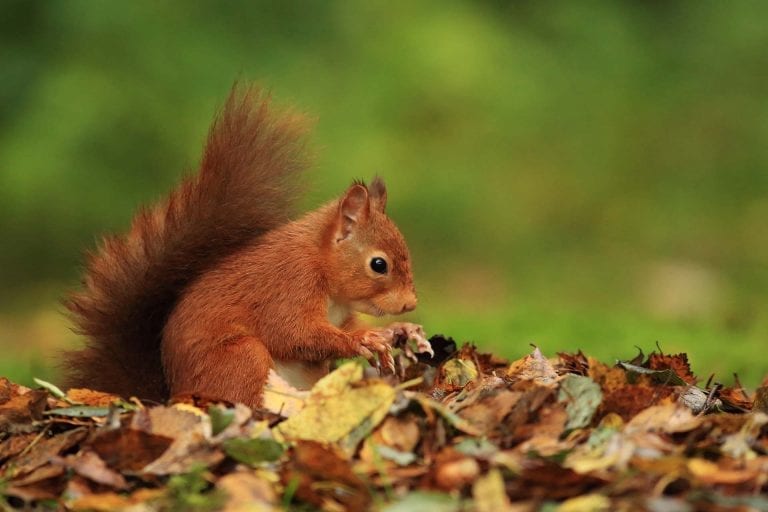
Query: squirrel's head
326,177,417,317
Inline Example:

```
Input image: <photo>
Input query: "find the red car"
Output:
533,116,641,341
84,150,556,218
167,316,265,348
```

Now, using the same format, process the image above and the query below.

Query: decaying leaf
647,352,697,385
507,346,559,387
382,491,460,512
274,362,395,454
65,388,123,407
617,360,689,386
473,469,513,512
408,392,484,436
687,457,762,485
457,388,523,435
0,388,48,433
556,493,611,512
60,450,128,489
434,344,479,390
132,405,222,475
431,448,481,490
439,358,479,390
558,374,602,430
720,412,768,460
88,428,174,472
6,427,88,479
753,386,768,413
625,404,702,435
66,488,165,512
262,369,307,418
222,437,283,466
282,440,371,512
216,470,278,511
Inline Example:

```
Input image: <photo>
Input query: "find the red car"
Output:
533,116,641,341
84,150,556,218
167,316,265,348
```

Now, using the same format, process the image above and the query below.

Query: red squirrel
64,85,428,407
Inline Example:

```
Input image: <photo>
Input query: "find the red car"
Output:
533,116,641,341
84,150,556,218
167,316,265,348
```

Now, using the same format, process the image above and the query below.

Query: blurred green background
1,1,766,388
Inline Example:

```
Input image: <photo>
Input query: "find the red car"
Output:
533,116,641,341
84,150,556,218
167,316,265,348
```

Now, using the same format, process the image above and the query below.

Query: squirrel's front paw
356,329,395,373
386,322,433,359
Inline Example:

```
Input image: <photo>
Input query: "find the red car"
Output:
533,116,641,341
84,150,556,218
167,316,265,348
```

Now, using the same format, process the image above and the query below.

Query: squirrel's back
64,85,311,400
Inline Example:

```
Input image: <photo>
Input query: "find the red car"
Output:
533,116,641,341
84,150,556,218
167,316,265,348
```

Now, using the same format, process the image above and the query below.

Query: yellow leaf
473,469,512,512
274,363,395,453
556,493,610,512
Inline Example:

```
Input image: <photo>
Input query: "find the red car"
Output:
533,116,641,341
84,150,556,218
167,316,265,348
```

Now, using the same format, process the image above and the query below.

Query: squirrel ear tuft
337,183,369,241
369,176,387,213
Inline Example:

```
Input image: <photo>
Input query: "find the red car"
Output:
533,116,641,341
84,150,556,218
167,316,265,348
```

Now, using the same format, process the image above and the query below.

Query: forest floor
1,337,767,511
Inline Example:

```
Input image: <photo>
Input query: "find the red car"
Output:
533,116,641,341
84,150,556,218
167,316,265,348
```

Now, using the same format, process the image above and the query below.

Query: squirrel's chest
272,299,351,389
326,299,351,328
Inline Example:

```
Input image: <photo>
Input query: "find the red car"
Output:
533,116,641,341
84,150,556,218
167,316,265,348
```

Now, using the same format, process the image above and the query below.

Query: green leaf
208,406,235,436
454,438,499,458
441,358,478,388
222,438,283,466
616,361,688,386
408,394,484,436
558,374,602,430
44,406,112,417
33,378,68,400
382,491,460,512
375,445,416,466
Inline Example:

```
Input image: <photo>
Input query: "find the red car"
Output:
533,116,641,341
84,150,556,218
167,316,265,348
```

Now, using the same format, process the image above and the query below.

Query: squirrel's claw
357,345,375,360
387,322,433,359
359,329,394,373
380,350,396,374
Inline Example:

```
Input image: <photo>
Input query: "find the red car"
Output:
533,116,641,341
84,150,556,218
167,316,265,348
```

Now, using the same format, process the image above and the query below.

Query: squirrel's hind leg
166,334,272,408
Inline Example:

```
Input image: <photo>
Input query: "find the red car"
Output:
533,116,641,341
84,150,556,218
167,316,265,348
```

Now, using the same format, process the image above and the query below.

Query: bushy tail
64,85,311,400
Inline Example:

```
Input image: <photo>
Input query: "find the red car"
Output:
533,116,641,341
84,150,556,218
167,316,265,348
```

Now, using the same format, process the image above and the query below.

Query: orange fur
64,84,417,407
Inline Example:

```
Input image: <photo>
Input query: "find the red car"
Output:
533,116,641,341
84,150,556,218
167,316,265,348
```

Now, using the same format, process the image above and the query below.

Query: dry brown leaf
282,441,370,512
6,427,88,478
128,404,221,475
625,404,702,435
64,388,122,407
430,448,481,491
88,428,173,472
8,463,65,487
457,389,523,436
557,350,590,376
586,358,626,393
66,488,165,511
0,388,48,433
0,432,37,462
507,347,559,387
647,352,697,385
60,450,128,489
515,404,570,457
754,386,768,413
600,384,671,421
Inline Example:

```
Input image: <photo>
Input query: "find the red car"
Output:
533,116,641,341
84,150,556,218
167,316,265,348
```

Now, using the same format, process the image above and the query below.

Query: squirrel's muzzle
400,290,418,313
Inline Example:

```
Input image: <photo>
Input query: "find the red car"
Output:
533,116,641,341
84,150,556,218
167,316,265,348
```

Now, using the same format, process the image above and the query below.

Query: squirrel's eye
370,257,388,274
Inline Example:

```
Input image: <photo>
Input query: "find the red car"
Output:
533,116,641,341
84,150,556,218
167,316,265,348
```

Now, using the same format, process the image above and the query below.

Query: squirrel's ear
369,176,387,213
336,183,369,241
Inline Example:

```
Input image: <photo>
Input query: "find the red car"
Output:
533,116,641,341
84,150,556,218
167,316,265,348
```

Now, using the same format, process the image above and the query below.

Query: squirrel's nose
400,291,417,313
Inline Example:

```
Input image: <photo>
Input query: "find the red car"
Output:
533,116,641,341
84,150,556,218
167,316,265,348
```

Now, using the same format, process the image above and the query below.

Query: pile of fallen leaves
1,337,768,511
